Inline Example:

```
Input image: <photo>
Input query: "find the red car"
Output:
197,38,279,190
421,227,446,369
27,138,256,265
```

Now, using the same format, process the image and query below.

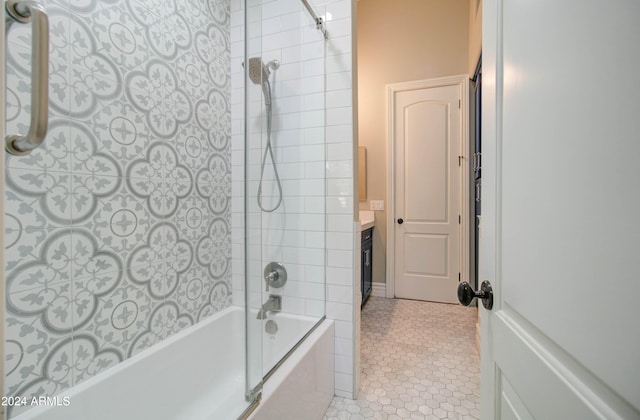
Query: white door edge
385,75,470,299
479,0,498,416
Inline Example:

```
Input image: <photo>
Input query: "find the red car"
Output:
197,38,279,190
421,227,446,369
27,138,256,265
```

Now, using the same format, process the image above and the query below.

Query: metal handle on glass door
5,0,49,156
457,280,493,310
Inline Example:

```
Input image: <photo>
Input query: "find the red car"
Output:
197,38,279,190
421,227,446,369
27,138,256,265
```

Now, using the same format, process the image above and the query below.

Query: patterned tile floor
324,297,480,420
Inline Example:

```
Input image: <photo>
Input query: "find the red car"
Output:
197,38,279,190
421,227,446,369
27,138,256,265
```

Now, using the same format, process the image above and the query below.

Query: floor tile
324,297,479,419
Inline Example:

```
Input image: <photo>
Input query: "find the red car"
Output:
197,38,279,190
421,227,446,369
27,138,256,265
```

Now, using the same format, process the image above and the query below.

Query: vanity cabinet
361,227,373,306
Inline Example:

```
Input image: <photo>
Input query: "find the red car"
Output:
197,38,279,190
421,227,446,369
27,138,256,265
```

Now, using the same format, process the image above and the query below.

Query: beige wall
469,0,482,75
357,0,470,285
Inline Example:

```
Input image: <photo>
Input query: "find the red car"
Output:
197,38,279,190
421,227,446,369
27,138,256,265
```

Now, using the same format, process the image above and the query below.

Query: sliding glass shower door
240,0,328,390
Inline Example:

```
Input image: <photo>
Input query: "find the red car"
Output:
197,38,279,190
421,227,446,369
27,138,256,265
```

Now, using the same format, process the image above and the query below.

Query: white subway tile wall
230,0,356,397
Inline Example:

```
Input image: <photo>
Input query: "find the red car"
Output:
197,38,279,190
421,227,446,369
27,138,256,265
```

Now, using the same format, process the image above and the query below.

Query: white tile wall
230,0,356,399
322,0,356,399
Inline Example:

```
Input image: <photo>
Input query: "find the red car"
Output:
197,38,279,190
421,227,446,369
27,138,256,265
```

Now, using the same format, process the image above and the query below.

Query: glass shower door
243,0,328,380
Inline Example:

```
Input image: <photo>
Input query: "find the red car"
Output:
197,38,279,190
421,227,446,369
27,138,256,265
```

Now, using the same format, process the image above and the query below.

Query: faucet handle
265,271,277,292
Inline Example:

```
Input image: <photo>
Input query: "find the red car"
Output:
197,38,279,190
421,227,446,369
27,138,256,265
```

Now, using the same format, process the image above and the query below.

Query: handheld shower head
247,57,272,107
249,57,280,107
244,57,283,212
248,57,270,85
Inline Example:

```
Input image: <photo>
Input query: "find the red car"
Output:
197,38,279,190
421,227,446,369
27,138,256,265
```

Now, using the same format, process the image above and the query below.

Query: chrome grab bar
5,0,49,156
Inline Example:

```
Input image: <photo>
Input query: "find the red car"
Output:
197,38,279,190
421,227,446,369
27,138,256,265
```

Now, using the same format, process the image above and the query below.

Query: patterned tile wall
3,0,232,416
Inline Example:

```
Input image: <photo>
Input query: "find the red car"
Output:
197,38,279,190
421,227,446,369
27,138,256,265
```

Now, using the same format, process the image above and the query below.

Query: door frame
385,75,470,299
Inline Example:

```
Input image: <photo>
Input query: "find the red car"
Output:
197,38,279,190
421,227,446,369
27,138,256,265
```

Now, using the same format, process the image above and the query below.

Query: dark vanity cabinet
361,227,373,306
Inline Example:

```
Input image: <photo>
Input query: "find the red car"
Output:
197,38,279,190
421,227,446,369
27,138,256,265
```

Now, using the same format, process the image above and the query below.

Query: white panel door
481,0,640,418
393,80,462,303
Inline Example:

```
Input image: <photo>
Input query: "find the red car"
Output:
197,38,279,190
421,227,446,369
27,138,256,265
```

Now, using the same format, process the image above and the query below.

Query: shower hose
257,79,283,212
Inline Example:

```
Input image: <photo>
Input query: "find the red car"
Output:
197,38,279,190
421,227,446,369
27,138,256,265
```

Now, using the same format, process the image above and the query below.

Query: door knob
397,218,404,224
457,280,493,310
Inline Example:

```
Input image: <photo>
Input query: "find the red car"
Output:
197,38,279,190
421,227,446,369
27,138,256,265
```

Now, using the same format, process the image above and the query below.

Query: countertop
359,210,375,231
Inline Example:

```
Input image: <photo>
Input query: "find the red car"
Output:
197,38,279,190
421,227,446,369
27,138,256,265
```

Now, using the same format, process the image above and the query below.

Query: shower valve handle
265,271,278,292
264,262,288,291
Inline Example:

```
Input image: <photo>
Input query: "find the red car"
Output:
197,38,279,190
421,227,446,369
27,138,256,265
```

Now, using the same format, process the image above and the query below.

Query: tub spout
256,295,282,319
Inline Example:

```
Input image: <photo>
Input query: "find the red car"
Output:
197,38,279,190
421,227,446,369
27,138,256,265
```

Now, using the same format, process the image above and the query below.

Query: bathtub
262,312,323,376
12,306,334,420
251,315,334,420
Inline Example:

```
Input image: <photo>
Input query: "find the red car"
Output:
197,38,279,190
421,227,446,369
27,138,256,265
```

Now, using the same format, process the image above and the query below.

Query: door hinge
458,155,462,166
458,99,461,108
458,272,461,281
458,215,461,224
473,152,482,173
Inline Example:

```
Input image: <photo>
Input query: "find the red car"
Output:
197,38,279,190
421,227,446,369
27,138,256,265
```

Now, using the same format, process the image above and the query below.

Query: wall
357,0,469,286
469,0,482,75
322,0,358,398
3,1,232,416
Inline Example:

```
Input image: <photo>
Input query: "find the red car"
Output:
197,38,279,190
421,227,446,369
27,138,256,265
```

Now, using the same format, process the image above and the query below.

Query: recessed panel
403,101,449,223
500,373,534,420
403,233,448,277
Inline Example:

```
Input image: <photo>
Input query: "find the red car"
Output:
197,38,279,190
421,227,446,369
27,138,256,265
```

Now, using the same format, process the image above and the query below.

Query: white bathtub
13,306,334,420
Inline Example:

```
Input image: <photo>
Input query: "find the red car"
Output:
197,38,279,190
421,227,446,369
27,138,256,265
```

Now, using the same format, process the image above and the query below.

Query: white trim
385,75,470,300
370,282,386,298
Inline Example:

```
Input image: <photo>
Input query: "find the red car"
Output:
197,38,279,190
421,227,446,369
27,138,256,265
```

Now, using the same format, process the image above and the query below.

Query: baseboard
371,283,386,297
